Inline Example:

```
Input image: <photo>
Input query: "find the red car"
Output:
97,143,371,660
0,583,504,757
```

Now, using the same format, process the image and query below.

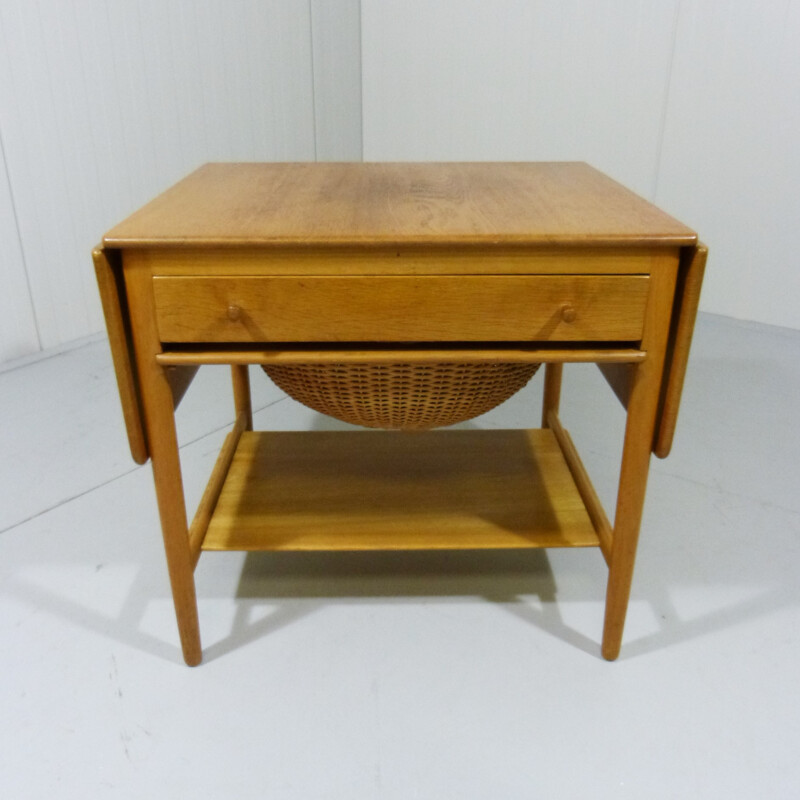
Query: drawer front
152,275,650,343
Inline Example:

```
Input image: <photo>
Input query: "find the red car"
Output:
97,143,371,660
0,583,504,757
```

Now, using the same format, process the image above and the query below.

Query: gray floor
1,313,798,798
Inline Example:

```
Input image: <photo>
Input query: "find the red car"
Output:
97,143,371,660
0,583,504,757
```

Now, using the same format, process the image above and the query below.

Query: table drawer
152,275,650,343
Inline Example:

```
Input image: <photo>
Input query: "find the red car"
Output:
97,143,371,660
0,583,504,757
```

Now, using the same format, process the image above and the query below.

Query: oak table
95,162,706,665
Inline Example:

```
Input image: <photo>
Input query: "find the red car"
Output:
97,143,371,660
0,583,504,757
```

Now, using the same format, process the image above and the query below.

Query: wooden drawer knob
227,304,242,322
560,303,577,323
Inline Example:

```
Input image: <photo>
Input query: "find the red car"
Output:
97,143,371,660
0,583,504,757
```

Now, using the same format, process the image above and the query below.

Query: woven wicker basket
262,361,540,430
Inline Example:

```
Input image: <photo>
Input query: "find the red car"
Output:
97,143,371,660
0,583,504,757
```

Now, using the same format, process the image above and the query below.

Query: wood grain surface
92,247,149,464
201,429,600,552
104,162,697,248
151,274,650,343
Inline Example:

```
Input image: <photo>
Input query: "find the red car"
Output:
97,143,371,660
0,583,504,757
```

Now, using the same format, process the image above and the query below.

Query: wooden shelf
201,428,600,552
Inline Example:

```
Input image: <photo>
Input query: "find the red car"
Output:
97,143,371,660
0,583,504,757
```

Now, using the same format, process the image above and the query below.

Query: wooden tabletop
103,162,696,249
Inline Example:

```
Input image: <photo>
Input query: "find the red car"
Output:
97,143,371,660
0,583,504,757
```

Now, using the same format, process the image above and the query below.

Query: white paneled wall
2,1,799,365
361,0,800,329
0,0,363,364
361,0,679,199
311,0,363,161
655,1,800,330
0,141,39,360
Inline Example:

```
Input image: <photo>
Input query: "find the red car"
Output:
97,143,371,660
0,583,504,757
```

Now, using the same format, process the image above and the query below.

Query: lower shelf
201,428,600,552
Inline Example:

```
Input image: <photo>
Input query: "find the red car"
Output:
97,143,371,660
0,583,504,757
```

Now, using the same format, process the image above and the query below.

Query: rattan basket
262,361,540,430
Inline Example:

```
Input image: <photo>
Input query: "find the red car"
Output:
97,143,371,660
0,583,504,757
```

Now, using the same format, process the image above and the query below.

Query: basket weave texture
263,362,540,430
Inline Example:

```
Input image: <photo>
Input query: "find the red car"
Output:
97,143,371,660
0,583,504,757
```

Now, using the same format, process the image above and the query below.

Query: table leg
542,363,563,428
231,365,253,430
601,255,679,660
125,255,202,666
601,361,662,660
144,376,203,666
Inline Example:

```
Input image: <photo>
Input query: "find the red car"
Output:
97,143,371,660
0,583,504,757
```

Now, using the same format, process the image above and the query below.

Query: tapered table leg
602,255,679,660
231,365,253,431
601,363,662,660
542,362,563,428
125,254,202,666
147,393,203,666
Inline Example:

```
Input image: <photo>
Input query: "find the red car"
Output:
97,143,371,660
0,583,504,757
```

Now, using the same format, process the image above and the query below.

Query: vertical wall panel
0,0,317,358
361,0,678,199
0,0,96,348
0,140,39,362
311,0,363,161
4,0,798,345
655,0,800,328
